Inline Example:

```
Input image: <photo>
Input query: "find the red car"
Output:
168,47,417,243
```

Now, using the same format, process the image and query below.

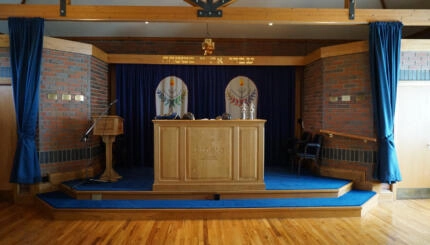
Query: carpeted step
36,190,378,219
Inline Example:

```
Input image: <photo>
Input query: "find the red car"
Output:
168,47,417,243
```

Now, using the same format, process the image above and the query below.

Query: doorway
395,81,430,199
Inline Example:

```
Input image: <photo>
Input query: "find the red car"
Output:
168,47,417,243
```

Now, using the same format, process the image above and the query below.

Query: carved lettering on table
192,144,225,161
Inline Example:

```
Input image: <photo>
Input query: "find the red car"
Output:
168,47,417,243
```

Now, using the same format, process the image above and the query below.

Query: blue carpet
65,166,154,191
38,190,376,209
64,166,351,191
40,166,376,209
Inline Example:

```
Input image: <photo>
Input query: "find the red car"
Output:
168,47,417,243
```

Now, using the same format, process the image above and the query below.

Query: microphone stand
81,99,118,143
73,99,118,187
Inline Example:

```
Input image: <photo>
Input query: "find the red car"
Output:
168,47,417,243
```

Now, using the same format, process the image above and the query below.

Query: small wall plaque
62,94,72,101
341,95,351,102
329,96,338,103
75,95,85,101
47,94,58,100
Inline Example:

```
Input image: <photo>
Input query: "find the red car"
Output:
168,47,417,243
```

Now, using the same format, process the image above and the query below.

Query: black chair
296,134,324,175
287,131,312,171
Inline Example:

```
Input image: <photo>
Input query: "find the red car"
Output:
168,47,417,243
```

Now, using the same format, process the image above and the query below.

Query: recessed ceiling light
145,21,149,24
268,22,273,26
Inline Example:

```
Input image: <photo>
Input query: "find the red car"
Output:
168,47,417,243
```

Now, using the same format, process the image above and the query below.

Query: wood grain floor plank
0,199,430,244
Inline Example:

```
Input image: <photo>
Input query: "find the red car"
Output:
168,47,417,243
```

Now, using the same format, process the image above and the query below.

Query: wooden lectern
93,115,124,182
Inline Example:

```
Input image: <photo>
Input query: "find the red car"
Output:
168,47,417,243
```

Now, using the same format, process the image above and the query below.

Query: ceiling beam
184,0,236,17
0,4,429,26
184,0,236,8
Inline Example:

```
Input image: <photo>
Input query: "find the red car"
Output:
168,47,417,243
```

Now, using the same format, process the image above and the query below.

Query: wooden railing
319,129,377,143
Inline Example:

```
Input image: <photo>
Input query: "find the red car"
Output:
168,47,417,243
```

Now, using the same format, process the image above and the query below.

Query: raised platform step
36,167,378,219
59,166,354,200
37,190,378,220
60,181,353,200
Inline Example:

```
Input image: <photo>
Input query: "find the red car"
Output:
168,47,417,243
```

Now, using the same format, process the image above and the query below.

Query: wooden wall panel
0,85,16,190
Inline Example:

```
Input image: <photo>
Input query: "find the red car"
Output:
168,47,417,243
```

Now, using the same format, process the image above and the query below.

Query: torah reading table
153,119,266,191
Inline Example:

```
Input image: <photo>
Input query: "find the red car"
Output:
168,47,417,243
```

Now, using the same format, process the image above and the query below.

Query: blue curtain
369,22,402,184
8,18,44,184
116,64,296,167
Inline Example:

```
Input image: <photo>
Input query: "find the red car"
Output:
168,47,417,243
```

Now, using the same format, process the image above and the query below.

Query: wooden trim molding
43,36,93,56
305,41,368,64
401,39,430,51
108,54,306,66
1,5,430,26
0,78,11,85
43,36,108,62
319,166,373,191
0,34,108,62
2,34,430,65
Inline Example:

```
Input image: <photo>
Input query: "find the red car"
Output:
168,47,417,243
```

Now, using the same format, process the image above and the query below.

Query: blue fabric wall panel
116,64,295,167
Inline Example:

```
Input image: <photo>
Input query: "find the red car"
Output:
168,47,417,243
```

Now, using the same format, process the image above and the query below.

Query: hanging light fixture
202,23,215,56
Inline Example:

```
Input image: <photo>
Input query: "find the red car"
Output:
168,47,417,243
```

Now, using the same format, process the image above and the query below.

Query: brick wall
323,53,374,138
39,49,90,151
0,48,10,78
38,49,107,176
90,56,109,115
304,52,377,181
303,59,324,133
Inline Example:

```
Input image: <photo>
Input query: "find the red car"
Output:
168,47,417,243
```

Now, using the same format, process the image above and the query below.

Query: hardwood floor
1,199,429,244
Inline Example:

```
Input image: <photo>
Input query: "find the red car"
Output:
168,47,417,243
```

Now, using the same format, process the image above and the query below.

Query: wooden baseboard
396,188,430,199
319,166,369,189
39,203,366,220
14,184,38,204
37,182,59,194
6,164,103,201
378,191,394,202
48,166,98,185
371,182,393,202
0,189,14,202
319,167,394,202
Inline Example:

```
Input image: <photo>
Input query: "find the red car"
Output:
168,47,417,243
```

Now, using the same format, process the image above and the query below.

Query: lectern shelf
93,115,124,182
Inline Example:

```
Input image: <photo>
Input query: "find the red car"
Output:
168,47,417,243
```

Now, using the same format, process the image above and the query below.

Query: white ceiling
1,0,430,40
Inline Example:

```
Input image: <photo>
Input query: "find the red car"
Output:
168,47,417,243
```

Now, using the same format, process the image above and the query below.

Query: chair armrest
296,139,308,144
303,143,321,154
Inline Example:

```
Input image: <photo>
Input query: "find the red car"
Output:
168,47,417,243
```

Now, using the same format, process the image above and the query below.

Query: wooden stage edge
36,193,379,220
60,182,353,200
34,182,381,220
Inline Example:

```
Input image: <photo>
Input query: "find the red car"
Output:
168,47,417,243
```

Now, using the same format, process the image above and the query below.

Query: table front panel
239,127,258,180
186,127,233,180
159,126,180,180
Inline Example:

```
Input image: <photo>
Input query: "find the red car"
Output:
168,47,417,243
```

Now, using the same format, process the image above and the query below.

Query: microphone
109,99,118,107
80,134,89,142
